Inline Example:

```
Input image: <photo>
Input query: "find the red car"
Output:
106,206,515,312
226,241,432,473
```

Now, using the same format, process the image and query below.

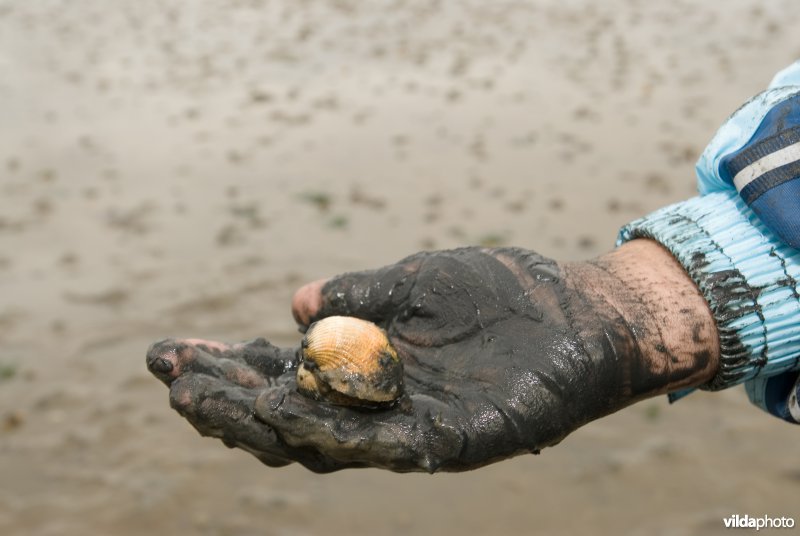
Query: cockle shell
296,316,404,406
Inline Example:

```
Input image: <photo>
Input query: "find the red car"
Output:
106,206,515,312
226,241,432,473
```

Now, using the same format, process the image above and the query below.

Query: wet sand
1,1,799,534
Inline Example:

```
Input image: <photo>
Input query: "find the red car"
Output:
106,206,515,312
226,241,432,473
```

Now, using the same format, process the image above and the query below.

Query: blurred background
1,1,799,534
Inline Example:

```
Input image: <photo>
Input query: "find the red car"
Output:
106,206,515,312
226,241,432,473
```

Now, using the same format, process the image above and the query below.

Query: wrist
619,192,800,393
562,239,720,399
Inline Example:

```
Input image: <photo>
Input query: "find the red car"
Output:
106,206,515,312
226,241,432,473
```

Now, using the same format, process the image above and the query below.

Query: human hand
147,242,718,472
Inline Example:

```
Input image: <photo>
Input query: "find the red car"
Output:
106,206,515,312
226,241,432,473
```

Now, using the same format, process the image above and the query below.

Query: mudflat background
1,1,799,535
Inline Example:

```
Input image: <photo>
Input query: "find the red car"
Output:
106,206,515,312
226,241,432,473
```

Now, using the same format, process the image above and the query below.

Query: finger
253,385,466,473
169,373,293,467
228,337,298,377
295,253,427,327
146,338,295,387
291,279,326,327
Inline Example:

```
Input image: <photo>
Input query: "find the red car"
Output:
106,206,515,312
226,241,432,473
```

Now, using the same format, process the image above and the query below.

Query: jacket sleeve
618,62,800,423
695,61,800,249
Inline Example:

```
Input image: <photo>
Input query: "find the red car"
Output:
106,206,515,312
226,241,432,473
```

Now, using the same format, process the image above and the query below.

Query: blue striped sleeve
696,61,800,249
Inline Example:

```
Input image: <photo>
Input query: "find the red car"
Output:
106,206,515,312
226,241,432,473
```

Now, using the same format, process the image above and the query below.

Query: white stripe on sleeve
733,140,800,191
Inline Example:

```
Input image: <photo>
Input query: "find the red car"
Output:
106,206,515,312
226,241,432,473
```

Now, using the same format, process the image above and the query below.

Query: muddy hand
147,243,718,473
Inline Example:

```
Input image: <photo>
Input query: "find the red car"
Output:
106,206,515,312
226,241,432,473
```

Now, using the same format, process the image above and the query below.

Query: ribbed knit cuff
618,191,800,391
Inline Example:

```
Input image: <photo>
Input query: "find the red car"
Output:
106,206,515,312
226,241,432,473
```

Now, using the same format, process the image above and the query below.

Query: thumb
291,253,426,328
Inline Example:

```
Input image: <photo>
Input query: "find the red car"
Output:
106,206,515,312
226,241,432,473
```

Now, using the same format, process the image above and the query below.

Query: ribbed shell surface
303,316,396,375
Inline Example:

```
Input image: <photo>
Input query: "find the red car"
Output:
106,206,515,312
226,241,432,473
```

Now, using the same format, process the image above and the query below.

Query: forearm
562,239,720,401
